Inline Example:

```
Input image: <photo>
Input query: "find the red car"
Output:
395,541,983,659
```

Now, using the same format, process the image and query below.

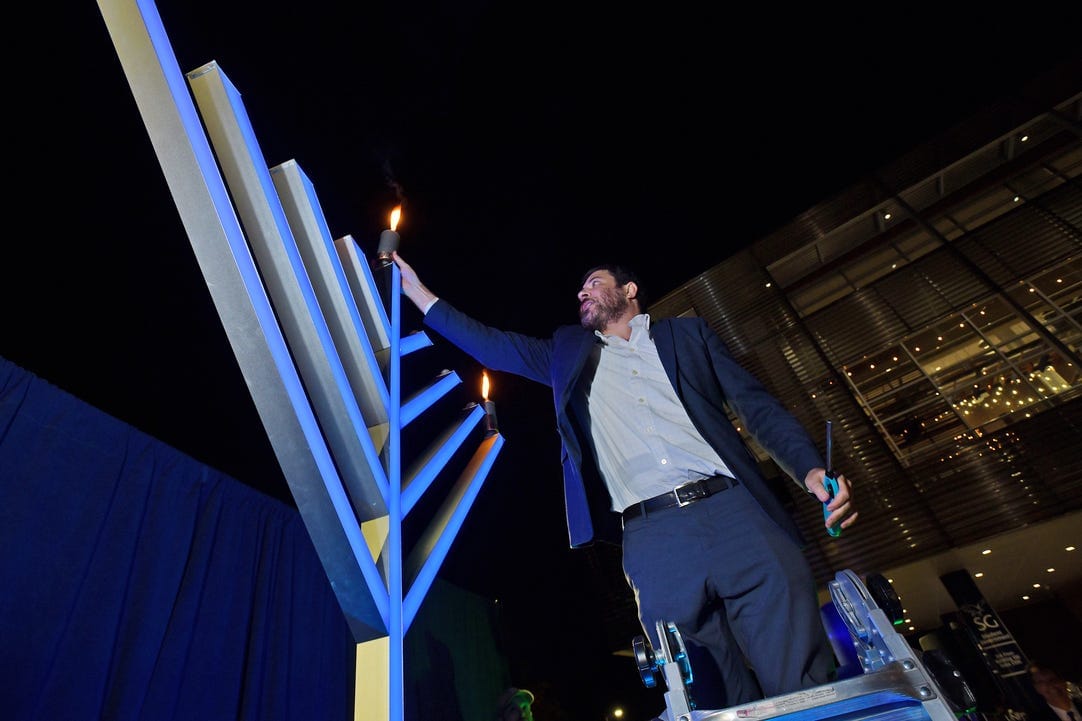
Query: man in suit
1030,664,1082,721
391,252,858,709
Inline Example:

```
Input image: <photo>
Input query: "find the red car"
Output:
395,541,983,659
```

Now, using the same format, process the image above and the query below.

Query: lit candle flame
390,205,402,232
481,371,498,437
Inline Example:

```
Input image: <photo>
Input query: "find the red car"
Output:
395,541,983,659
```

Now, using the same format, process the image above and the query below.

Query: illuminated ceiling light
1020,134,1029,142
974,572,984,578
1022,595,1030,600
765,282,772,288
1033,583,1041,588
981,549,992,555
1066,546,1076,552
1013,196,1021,202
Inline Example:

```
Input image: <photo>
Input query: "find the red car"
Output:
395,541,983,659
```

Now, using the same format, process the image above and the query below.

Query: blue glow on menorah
96,1,506,718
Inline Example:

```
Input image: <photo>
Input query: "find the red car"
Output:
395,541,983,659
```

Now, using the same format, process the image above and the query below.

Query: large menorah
97,2,505,719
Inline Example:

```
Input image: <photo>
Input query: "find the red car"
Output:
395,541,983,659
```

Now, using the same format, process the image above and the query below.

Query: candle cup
483,400,499,437
374,228,400,267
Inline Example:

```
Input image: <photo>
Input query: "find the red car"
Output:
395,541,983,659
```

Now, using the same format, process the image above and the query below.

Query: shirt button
638,397,645,403
660,459,668,465
632,369,639,376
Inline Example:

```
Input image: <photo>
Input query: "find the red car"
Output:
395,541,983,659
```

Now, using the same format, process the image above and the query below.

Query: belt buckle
674,479,708,507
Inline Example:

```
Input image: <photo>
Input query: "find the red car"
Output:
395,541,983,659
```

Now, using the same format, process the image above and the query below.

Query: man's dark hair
582,263,649,311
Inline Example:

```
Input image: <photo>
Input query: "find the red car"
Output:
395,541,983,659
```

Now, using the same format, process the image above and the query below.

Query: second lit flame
482,371,491,401
390,205,402,232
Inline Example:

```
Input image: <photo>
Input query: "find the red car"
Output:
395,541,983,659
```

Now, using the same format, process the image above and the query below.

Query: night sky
6,1,1081,718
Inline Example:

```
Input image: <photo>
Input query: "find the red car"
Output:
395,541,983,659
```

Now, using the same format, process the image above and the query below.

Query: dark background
5,2,1081,718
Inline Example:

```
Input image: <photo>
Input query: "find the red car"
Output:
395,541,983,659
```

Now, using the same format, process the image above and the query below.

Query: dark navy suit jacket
424,299,825,548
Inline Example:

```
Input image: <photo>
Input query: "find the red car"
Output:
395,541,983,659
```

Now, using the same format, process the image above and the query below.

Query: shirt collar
593,313,652,343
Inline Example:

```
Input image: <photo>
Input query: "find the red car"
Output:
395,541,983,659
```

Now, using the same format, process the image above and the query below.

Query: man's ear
624,281,638,300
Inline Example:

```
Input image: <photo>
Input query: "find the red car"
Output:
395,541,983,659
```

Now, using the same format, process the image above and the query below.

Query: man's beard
579,287,629,332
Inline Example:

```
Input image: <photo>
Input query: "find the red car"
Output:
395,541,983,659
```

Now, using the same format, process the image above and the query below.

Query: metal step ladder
633,569,978,721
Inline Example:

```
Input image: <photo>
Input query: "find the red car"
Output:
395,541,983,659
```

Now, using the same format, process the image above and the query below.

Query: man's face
578,270,629,332
1031,668,1064,699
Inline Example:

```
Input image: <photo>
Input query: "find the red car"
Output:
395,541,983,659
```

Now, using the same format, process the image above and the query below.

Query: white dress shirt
584,314,736,512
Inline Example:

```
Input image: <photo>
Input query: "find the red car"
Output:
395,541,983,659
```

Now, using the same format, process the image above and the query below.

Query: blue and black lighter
824,420,841,538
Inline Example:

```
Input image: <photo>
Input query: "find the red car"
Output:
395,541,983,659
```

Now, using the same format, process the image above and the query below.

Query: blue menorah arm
400,331,433,356
401,433,505,630
401,404,485,515
399,369,461,427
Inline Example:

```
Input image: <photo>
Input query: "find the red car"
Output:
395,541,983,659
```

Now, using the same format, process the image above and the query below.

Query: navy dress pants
621,483,836,709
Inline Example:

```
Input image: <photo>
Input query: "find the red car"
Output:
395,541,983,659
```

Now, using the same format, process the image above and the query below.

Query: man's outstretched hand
392,251,438,313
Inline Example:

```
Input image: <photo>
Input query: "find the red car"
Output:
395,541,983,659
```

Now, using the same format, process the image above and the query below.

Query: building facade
649,75,1082,592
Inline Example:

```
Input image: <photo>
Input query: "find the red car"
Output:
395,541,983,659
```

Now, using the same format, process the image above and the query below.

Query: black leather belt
622,475,738,524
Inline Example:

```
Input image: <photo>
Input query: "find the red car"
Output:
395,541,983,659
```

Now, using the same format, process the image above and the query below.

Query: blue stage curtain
0,357,355,721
